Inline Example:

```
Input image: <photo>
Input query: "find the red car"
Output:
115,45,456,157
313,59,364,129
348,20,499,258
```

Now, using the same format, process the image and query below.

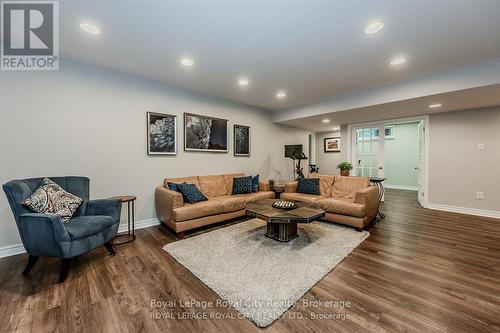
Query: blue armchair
2,176,122,282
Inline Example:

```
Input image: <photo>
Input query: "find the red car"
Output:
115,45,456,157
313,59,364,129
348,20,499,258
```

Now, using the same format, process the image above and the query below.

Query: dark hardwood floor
1,189,500,332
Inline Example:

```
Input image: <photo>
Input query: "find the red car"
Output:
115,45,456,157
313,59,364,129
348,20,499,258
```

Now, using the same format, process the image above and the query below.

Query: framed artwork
147,112,177,155
234,124,250,156
324,137,341,153
184,113,228,152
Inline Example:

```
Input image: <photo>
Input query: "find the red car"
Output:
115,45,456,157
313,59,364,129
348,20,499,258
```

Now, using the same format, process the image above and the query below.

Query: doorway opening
348,116,428,207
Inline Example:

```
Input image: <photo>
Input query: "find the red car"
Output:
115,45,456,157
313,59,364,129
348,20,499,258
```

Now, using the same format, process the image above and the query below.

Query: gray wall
314,126,348,175
385,122,419,189
428,107,500,211
0,60,309,250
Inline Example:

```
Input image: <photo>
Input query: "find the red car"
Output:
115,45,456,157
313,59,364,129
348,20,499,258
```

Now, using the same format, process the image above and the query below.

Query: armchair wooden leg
176,232,185,240
22,255,39,275
59,258,72,283
104,241,115,255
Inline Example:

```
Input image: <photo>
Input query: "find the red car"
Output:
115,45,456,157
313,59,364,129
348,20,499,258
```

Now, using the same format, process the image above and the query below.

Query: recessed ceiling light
390,56,407,66
364,21,384,34
429,103,442,109
276,90,287,99
80,23,100,35
238,78,249,87
322,119,330,123
180,58,194,67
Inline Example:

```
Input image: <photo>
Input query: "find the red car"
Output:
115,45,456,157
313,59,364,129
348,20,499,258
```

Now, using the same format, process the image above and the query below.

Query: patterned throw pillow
232,176,253,195
251,175,259,193
177,183,208,204
167,182,180,192
297,178,320,195
22,178,84,222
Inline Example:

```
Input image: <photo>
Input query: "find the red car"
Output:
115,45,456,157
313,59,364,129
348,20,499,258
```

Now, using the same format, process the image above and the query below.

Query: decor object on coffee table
163,218,369,327
234,124,250,156
246,199,325,242
337,161,353,176
324,136,341,152
2,177,121,283
184,113,228,152
147,112,177,155
111,195,137,245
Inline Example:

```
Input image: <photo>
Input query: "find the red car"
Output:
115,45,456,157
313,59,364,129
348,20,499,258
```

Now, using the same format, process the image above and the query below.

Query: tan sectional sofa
281,174,380,230
155,173,274,238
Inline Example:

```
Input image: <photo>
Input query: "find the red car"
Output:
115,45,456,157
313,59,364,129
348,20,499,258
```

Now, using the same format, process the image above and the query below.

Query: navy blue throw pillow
297,178,320,195
177,183,208,204
167,182,180,192
232,176,253,195
251,175,259,192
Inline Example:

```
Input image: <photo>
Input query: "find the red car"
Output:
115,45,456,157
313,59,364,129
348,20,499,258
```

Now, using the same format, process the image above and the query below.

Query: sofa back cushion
332,176,370,200
198,175,227,197
164,176,199,189
223,173,245,195
297,178,321,195
307,174,335,197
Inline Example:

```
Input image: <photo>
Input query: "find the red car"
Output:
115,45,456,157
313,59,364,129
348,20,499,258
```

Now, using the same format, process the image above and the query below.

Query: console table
369,177,386,220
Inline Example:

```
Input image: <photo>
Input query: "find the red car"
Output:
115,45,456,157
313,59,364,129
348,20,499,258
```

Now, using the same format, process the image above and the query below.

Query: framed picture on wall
184,113,228,152
324,137,341,152
147,112,177,155
234,124,250,156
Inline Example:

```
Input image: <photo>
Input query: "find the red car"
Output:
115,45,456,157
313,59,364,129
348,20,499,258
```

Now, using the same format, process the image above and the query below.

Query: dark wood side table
369,178,386,221
111,195,137,245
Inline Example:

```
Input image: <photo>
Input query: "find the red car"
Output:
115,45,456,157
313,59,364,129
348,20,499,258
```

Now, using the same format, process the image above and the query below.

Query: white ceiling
56,0,500,110
279,84,500,131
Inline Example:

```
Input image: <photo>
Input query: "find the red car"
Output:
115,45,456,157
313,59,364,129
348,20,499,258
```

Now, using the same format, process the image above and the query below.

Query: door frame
347,115,430,208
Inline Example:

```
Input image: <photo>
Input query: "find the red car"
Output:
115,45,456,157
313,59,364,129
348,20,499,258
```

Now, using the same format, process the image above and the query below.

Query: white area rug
163,218,369,327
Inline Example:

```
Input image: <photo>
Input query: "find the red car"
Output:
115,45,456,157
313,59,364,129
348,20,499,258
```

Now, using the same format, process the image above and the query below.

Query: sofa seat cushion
198,175,227,197
316,198,366,218
280,192,326,204
331,176,370,200
210,196,247,213
249,191,275,201
232,191,275,203
64,215,115,240
173,201,224,222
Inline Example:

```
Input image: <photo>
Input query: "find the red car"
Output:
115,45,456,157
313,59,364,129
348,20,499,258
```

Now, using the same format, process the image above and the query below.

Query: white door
416,121,424,206
352,125,385,179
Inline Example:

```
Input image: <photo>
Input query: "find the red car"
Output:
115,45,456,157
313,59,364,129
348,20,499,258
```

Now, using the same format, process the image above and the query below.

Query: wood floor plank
1,189,499,332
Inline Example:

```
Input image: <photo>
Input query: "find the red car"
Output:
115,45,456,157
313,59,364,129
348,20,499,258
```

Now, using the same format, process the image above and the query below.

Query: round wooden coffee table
111,195,137,245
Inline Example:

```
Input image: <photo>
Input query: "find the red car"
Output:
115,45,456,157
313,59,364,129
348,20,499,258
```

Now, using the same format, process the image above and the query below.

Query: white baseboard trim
0,243,26,258
385,184,418,191
0,217,161,259
118,217,160,233
427,203,500,219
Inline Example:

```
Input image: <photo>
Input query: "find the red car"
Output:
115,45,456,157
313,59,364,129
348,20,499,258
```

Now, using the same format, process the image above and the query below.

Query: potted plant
337,161,353,176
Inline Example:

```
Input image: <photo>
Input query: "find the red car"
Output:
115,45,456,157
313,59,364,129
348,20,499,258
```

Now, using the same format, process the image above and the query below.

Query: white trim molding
0,243,26,258
0,218,161,259
385,185,418,191
427,203,500,219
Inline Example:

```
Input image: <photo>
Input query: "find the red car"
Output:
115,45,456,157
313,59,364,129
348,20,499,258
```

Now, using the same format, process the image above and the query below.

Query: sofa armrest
354,186,380,219
155,186,184,223
86,199,122,222
258,181,271,191
19,213,70,256
284,181,298,193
